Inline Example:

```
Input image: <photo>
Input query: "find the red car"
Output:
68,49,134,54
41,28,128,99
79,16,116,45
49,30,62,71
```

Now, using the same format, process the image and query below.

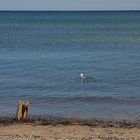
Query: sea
0,11,140,120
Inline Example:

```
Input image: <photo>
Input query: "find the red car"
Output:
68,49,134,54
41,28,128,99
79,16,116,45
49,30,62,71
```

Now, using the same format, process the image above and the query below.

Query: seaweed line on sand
0,116,140,128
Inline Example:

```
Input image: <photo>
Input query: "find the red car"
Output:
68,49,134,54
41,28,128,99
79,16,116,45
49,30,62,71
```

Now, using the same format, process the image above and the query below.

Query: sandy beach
0,117,140,140
0,124,140,140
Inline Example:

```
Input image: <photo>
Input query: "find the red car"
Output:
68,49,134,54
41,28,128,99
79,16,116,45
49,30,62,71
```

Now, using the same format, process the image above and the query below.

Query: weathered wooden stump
16,100,29,121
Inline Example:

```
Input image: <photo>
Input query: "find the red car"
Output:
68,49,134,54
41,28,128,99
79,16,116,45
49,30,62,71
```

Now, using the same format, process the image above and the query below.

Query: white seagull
80,73,86,79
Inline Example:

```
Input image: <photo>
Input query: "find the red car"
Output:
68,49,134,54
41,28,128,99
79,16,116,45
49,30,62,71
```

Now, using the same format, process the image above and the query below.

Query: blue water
0,11,140,120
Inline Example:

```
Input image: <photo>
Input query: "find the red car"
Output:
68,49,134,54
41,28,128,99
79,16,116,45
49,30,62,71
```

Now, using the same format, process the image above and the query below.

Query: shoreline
0,116,140,140
0,116,140,128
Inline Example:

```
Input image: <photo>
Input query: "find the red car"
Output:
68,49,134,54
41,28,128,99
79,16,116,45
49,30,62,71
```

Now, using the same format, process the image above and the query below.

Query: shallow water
0,11,140,120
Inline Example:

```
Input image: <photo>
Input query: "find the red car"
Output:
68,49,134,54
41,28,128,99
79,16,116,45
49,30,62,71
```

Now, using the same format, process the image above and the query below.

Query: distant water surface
0,11,140,120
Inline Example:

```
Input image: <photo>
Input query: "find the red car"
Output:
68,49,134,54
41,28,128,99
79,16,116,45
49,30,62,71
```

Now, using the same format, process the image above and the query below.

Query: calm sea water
0,11,140,120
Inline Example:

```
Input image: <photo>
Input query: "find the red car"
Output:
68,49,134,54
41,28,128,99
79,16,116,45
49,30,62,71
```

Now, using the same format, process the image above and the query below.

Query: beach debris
63,118,81,125
16,100,29,121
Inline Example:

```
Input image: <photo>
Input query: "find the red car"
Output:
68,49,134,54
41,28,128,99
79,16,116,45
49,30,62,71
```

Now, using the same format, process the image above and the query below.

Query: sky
0,0,140,11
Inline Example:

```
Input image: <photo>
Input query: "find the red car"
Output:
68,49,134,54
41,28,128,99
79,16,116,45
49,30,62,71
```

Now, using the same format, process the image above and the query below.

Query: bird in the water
80,73,86,79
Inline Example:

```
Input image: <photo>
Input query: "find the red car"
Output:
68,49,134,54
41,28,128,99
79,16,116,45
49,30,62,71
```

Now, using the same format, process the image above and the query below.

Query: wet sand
0,116,140,140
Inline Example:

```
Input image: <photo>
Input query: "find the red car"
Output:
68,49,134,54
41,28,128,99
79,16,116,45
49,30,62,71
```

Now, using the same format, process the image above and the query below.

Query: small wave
31,96,140,105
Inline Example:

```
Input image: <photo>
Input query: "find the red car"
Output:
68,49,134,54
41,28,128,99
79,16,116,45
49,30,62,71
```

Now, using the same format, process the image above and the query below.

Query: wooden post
16,100,29,121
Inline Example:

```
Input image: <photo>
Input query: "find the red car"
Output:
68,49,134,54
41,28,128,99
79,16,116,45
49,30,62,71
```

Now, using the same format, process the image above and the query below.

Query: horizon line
0,9,140,12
